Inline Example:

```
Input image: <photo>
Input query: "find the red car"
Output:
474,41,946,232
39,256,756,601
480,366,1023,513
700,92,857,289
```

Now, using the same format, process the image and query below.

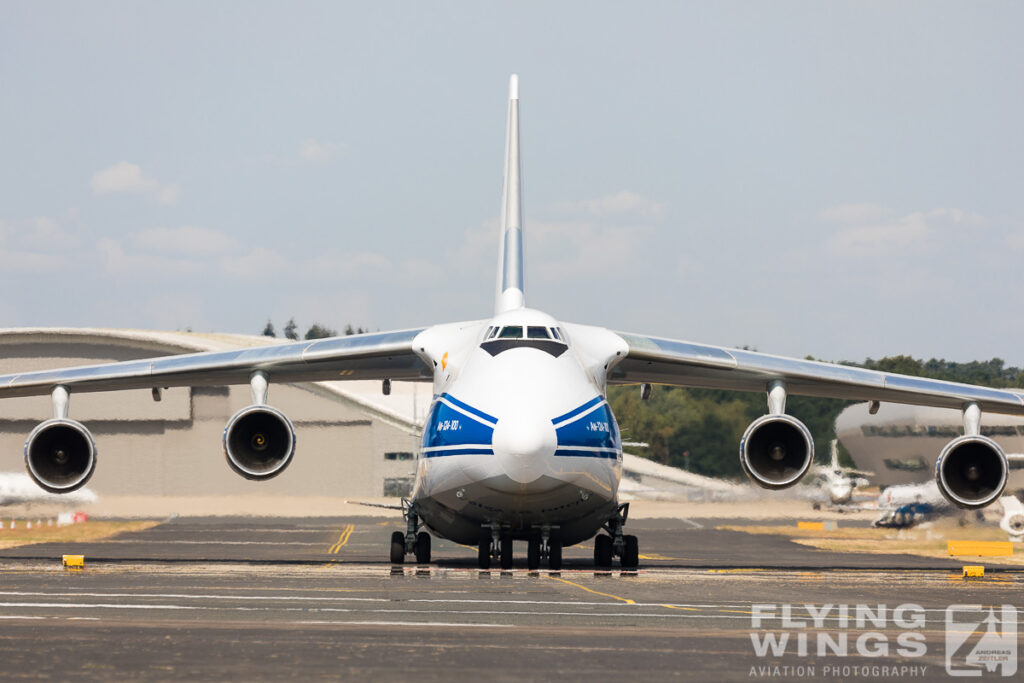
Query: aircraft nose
491,410,557,485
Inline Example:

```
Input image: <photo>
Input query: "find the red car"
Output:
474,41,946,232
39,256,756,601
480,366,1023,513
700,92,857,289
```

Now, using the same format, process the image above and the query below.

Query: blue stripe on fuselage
554,449,620,459
423,395,495,455
554,399,621,459
551,396,604,425
423,448,495,457
440,392,498,425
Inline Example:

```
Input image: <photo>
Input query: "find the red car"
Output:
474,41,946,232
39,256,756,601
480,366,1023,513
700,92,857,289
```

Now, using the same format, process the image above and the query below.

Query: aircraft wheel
415,531,431,564
548,539,562,570
478,539,491,569
594,534,613,568
621,535,639,568
390,531,405,564
500,536,513,569
527,537,541,570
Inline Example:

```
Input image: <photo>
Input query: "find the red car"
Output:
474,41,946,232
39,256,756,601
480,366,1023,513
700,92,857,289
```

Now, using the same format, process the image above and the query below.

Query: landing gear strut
595,503,638,568
390,499,431,565
477,524,562,570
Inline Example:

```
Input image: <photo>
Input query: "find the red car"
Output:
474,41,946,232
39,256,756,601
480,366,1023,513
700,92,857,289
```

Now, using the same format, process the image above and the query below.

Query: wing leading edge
611,331,1024,416
0,328,431,399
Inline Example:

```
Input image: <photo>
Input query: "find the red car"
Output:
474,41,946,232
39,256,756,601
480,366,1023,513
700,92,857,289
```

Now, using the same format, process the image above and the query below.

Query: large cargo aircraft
2,76,1024,569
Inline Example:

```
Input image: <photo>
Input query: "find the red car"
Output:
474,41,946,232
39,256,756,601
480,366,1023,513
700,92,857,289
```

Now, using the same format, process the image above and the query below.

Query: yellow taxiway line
545,575,636,604
328,524,355,555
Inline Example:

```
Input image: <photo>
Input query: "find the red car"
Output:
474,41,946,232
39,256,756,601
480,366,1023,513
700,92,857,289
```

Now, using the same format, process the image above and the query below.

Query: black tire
594,534,613,568
500,536,513,569
390,531,405,564
621,535,639,568
415,531,431,564
548,540,562,570
478,540,491,569
527,537,541,570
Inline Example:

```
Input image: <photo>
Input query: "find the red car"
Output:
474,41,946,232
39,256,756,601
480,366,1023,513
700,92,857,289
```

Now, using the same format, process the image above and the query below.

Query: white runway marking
294,620,515,628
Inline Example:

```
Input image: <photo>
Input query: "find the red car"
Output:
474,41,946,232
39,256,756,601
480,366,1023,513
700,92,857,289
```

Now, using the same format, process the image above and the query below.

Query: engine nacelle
740,414,814,489
24,418,97,493
936,435,1007,509
223,405,296,480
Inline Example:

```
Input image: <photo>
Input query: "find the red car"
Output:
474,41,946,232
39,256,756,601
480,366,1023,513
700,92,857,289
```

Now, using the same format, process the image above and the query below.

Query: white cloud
134,226,238,257
0,215,81,268
828,211,931,253
531,219,653,279
219,247,289,279
90,162,181,205
298,139,342,164
818,203,892,224
824,206,984,255
98,238,203,278
21,216,80,250
557,191,665,218
0,248,67,273
1006,227,1024,251
304,251,392,278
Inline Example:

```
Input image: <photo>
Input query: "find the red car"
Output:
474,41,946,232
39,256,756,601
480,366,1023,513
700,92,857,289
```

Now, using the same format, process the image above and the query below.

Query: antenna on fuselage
496,74,525,314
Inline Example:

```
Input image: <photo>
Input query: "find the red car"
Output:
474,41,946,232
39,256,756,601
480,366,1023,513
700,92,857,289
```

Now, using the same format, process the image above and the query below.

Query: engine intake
935,435,1007,509
24,418,97,493
223,405,296,480
740,414,814,489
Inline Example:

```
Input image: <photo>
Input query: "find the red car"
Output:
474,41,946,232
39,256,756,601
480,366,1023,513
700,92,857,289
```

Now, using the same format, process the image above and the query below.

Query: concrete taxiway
0,516,1021,681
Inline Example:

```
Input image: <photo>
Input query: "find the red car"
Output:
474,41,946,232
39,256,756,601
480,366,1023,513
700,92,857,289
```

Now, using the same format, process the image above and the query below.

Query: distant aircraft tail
495,74,525,314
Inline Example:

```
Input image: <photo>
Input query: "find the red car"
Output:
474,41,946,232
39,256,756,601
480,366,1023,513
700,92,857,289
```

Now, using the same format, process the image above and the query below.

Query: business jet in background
2,76,1023,569
806,440,873,508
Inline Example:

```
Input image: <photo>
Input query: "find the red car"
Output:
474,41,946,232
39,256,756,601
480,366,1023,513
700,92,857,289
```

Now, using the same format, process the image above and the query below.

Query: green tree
283,318,299,341
262,320,276,337
305,323,337,340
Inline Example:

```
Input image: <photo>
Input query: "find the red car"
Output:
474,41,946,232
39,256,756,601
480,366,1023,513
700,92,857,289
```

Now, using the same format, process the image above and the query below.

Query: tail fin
496,74,525,313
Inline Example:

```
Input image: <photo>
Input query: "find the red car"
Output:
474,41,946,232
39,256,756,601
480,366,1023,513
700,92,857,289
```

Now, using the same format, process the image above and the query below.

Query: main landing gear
478,524,562,570
390,499,431,565
594,503,639,569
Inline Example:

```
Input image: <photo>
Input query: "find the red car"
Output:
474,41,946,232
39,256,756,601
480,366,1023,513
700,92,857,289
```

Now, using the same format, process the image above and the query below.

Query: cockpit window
480,323,568,358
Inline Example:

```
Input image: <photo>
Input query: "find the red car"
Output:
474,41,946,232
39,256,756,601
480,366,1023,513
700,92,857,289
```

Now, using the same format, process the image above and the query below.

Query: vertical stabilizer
496,74,525,313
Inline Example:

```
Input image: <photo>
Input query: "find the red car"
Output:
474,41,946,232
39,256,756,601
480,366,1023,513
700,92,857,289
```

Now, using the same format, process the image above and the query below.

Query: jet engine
739,414,814,489
24,418,97,493
223,405,296,480
935,435,1007,509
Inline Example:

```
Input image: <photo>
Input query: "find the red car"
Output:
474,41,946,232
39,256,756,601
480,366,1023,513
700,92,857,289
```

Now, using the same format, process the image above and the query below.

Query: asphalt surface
0,516,1021,681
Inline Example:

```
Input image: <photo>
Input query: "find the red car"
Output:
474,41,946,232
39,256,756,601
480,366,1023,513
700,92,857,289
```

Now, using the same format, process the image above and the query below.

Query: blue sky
2,2,1022,364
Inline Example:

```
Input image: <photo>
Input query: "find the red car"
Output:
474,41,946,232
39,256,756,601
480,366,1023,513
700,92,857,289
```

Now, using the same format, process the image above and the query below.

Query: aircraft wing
0,328,430,399
610,332,1024,416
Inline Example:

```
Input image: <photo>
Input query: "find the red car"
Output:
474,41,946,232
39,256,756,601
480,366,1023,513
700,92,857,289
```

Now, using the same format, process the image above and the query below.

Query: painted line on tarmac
294,620,515,628
545,575,635,604
328,524,355,555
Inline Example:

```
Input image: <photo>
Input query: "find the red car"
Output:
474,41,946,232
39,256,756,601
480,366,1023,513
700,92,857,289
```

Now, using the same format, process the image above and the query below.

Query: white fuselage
408,309,625,546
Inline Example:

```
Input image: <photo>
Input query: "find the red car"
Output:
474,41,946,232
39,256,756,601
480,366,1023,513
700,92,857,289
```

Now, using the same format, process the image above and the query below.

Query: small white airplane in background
808,440,873,507
2,76,1024,569
0,472,96,508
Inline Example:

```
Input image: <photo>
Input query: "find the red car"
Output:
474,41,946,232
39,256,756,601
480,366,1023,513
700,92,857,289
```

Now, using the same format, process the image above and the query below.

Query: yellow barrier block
62,555,84,569
947,540,1013,557
962,565,985,578
797,521,825,530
